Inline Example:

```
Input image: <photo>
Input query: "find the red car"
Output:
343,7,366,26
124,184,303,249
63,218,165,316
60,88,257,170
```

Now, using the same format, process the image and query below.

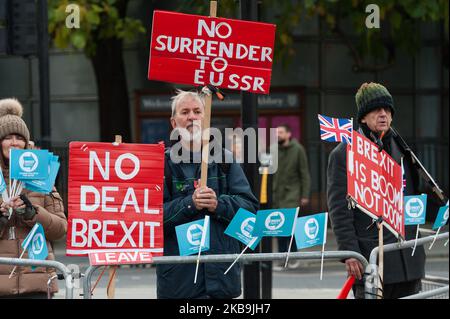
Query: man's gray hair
170,89,205,117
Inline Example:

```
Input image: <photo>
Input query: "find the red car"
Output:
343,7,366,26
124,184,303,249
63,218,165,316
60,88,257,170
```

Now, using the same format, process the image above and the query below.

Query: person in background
271,124,311,269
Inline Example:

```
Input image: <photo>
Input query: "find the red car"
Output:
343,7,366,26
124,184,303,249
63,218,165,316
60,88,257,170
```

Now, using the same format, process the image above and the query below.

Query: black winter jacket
327,127,426,285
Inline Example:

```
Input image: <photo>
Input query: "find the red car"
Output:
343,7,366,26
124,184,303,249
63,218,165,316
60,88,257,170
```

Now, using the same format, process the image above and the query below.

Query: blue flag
24,156,60,194
253,208,298,237
22,223,48,270
175,218,210,256
10,149,50,180
0,169,6,193
404,194,427,225
224,208,261,250
294,212,328,250
433,202,449,230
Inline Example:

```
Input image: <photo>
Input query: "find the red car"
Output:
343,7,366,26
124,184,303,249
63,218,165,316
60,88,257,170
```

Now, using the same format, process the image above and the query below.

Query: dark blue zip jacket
156,148,259,299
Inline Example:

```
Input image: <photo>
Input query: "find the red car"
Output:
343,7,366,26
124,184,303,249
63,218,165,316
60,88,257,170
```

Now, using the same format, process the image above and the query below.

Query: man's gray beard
179,127,202,144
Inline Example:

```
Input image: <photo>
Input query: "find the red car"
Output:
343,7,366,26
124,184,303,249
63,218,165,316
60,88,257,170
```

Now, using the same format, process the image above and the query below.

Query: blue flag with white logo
404,194,427,225
433,202,449,230
24,155,60,194
294,212,328,250
22,223,48,270
0,169,6,193
224,208,261,250
175,218,210,256
253,208,297,237
10,149,50,180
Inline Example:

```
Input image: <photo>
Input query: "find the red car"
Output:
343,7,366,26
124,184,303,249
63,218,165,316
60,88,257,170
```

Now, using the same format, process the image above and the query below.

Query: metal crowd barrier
0,257,74,299
82,250,368,299
400,281,448,299
419,275,449,299
365,232,449,299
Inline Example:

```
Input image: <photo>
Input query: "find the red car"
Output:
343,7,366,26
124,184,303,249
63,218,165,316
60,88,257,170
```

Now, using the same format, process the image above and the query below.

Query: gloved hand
15,194,37,221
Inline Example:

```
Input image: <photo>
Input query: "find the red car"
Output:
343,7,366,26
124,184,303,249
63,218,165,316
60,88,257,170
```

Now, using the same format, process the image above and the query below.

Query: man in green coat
271,124,311,261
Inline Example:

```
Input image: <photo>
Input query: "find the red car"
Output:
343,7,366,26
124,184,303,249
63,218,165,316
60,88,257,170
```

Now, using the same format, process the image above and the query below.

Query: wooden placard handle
199,1,217,188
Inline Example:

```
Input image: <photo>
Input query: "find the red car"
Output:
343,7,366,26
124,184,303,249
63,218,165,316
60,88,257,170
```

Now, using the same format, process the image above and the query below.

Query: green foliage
48,0,145,57
179,0,448,70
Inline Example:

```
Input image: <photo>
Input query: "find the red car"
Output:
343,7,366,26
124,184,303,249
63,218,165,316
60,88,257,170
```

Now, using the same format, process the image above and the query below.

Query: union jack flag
318,114,353,144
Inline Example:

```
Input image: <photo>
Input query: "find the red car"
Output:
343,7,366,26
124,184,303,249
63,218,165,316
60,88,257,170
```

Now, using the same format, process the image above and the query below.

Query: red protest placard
347,131,405,238
66,142,164,256
148,10,276,94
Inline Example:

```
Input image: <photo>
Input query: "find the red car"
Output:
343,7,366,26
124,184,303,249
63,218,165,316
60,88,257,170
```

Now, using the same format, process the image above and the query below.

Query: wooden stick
114,135,122,145
200,93,212,188
106,134,122,299
107,266,117,299
377,222,384,299
199,1,217,188
9,249,26,279
210,0,217,17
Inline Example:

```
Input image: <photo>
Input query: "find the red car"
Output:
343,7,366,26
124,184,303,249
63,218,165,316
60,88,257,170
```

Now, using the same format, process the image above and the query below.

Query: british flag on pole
318,114,353,145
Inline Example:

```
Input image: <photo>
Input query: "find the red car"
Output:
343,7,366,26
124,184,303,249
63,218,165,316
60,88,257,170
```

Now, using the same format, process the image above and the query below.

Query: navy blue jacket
156,148,259,299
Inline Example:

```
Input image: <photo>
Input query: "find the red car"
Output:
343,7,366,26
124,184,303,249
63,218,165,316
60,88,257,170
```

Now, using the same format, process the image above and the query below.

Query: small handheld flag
9,223,48,277
224,208,261,250
224,209,261,275
253,208,298,238
429,201,449,250
175,218,210,256
318,114,353,144
294,212,328,279
404,194,428,256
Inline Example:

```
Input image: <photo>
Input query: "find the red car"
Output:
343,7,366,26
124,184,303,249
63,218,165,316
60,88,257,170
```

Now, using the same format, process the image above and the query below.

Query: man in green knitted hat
327,82,427,299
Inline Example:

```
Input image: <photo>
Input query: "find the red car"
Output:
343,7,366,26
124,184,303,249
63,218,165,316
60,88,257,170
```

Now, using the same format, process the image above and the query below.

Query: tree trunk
91,37,131,142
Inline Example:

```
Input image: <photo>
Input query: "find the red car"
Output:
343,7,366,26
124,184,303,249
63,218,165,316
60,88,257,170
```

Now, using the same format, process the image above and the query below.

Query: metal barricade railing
0,257,74,299
401,286,449,299
403,275,449,299
366,232,449,299
421,275,449,299
82,250,368,299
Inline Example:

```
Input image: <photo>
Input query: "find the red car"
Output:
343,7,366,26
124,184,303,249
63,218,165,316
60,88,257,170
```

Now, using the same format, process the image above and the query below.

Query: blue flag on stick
224,208,261,250
22,223,48,270
253,208,298,237
175,218,210,256
294,212,328,250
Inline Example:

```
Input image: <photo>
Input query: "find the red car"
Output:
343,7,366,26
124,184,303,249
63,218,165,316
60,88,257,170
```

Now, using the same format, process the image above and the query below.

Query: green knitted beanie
355,82,395,123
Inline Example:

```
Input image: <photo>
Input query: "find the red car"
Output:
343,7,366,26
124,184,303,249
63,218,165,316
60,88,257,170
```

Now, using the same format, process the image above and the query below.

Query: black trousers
353,279,422,299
